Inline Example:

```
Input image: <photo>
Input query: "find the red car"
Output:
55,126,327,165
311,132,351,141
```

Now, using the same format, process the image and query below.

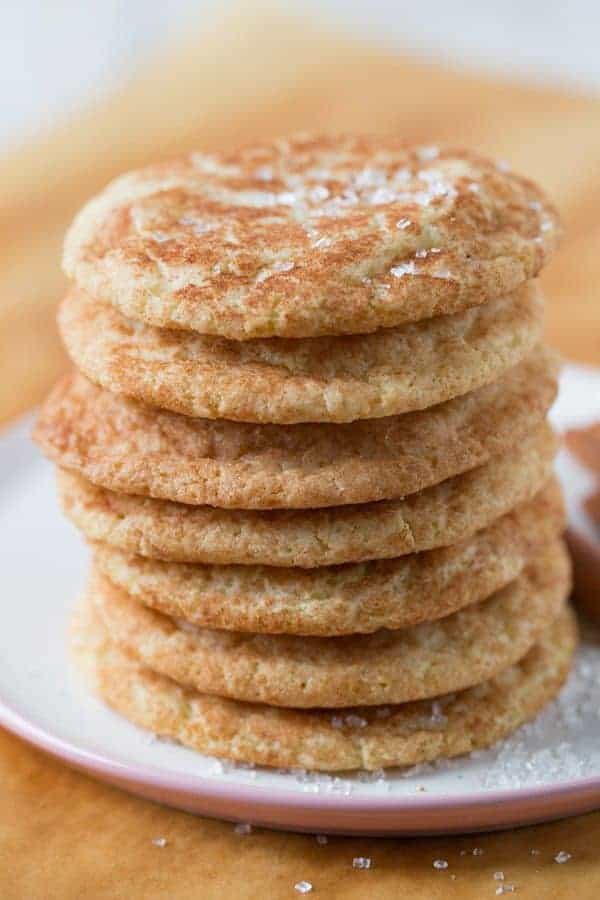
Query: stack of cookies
35,136,576,772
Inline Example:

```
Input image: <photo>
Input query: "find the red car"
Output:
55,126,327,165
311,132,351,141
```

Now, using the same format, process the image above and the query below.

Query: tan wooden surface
1,5,599,897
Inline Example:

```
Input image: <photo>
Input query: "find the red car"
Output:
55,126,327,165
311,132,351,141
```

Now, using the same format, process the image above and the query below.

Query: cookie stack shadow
35,137,576,772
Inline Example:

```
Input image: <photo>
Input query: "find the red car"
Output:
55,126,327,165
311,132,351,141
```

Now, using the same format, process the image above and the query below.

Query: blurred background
2,0,599,426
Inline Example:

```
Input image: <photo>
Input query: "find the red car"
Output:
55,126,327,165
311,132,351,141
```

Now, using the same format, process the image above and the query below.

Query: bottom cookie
73,602,577,772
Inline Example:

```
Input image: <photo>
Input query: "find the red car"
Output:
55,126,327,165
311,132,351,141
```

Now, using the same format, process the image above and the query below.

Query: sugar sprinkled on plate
294,881,313,894
478,636,600,789
357,769,385,784
554,851,572,864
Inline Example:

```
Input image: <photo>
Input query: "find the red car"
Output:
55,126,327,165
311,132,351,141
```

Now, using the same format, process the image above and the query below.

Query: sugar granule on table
151,837,167,848
433,859,448,870
234,822,253,835
554,851,572,864
294,880,313,894
352,857,372,870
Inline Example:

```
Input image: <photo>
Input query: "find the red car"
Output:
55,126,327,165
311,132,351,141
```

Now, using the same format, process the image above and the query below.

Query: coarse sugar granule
352,857,372,870
151,837,167,848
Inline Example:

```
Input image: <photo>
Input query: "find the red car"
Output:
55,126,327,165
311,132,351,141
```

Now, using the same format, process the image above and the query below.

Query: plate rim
2,692,600,816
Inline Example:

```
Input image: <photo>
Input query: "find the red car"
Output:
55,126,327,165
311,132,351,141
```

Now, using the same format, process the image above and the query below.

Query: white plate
0,364,599,836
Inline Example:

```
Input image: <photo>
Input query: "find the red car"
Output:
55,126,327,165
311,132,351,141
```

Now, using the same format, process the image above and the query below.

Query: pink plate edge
2,694,599,835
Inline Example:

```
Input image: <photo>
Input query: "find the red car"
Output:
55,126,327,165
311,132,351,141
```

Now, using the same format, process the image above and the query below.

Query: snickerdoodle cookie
73,601,576,771
92,482,564,635
56,425,556,567
58,282,543,424
63,136,559,340
35,350,557,508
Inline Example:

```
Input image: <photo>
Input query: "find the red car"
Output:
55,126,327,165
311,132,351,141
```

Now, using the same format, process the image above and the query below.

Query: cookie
63,136,559,340
74,602,576,771
88,539,570,708
58,282,543,424
34,350,557,509
56,424,556,566
93,481,564,635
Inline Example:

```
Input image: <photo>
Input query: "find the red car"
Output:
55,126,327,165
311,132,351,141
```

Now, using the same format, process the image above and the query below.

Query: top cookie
63,135,559,340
